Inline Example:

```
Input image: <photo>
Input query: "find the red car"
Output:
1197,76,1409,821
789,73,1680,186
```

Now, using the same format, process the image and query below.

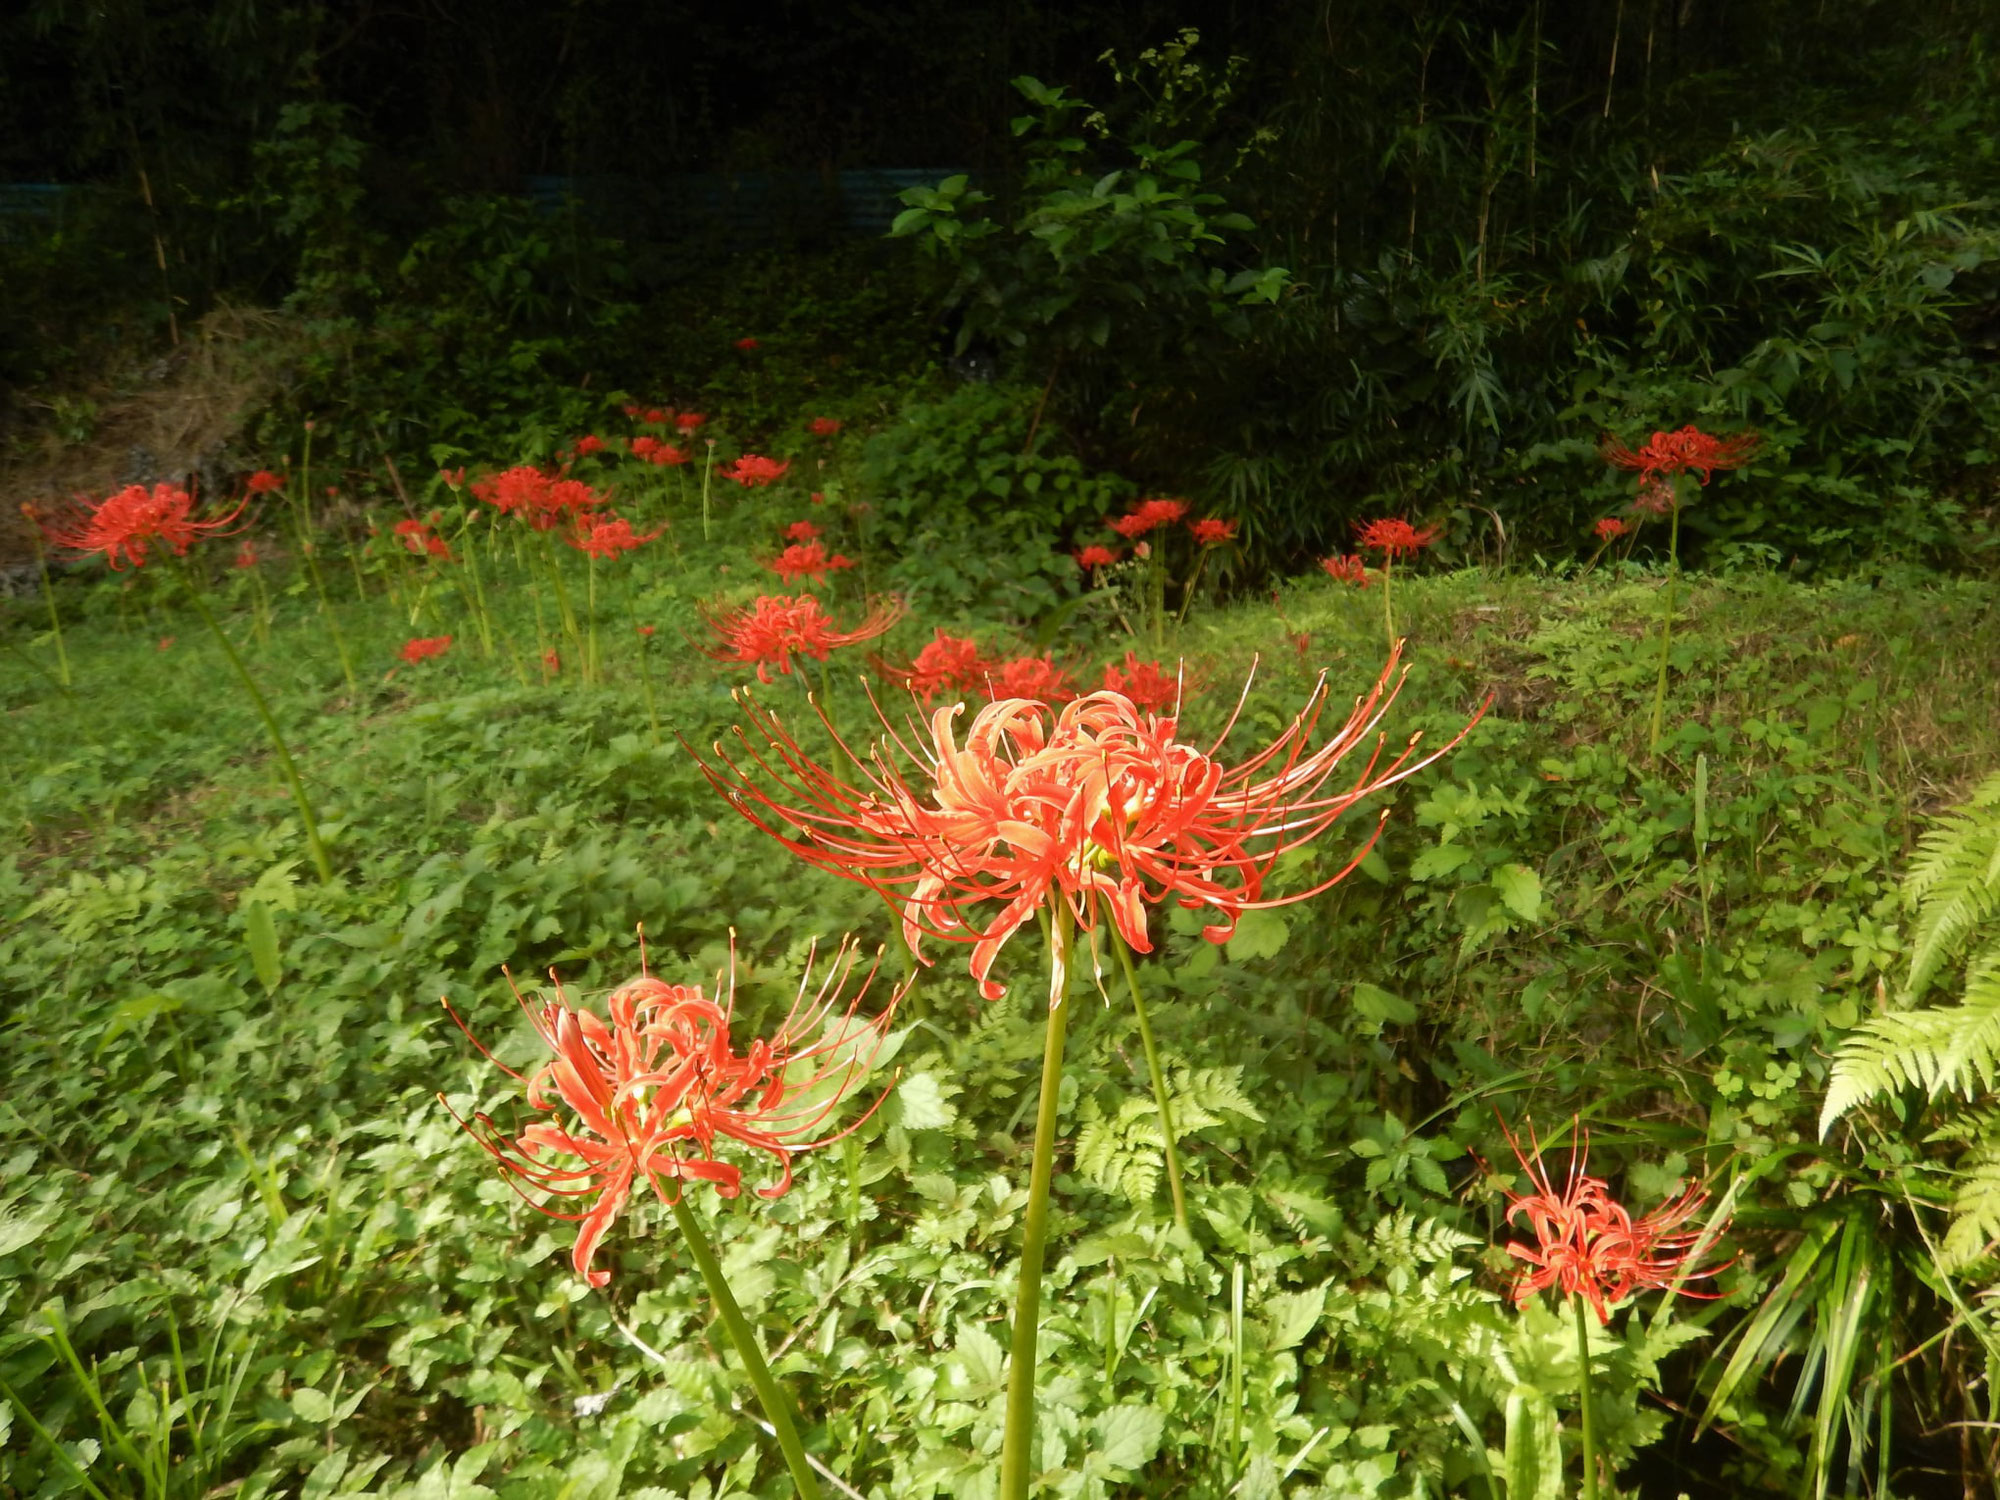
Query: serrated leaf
1225,908,1288,962
1093,1404,1165,1470
1493,864,1543,922
891,1072,957,1131
1261,1285,1326,1351
954,1322,1005,1393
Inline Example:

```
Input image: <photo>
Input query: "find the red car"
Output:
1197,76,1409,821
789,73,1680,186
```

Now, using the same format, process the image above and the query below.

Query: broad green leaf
245,899,283,993
1225,908,1288,962
1493,864,1543,922
1093,1404,1165,1470
1261,1284,1326,1351
1350,983,1418,1034
0,1204,57,1258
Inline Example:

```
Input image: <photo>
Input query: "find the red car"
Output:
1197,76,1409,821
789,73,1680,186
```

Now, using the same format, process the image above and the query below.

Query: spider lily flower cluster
698,647,1481,1000
1499,1119,1728,1324
444,941,903,1288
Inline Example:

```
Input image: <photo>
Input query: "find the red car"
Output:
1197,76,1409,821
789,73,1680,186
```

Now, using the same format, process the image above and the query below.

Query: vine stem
1109,928,1187,1231
668,1195,822,1500
1000,903,1076,1500
1574,1293,1599,1500
1647,491,1682,757
175,561,333,885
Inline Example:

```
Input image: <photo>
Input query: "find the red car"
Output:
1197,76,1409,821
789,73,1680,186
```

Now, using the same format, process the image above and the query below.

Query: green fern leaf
1823,972,2000,1135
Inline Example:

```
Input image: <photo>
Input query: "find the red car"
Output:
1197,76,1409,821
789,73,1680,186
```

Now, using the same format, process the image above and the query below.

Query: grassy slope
4,534,1999,1497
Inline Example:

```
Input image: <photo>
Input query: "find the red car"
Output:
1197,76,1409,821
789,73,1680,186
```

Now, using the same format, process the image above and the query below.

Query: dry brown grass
0,303,293,564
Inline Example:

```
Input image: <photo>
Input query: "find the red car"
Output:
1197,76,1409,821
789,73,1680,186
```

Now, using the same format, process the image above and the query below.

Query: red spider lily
1109,498,1191,539
1101,653,1184,713
471,467,606,532
622,404,642,419
246,470,284,495
736,337,762,350
630,435,689,467
157,636,175,651
726,454,791,488
401,635,453,664
1321,554,1370,587
874,630,993,704
699,645,1480,999
784,519,822,542
809,417,842,436
677,412,708,433
573,435,606,457
233,541,262,570
1354,518,1440,560
394,517,454,561
1189,518,1238,547
641,408,670,426
442,939,903,1287
983,655,1077,704
1499,1118,1729,1325
1594,517,1631,542
440,468,467,491
1600,424,1760,485
1075,544,1123,570
46,482,247,570
810,491,826,506
568,513,664,560
1631,478,1678,517
638,624,656,638
543,648,562,673
697,593,907,684
767,540,855,585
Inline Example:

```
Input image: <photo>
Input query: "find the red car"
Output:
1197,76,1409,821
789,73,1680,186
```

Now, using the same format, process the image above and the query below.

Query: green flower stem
701,442,718,541
1381,556,1396,659
545,540,580,646
585,554,600,686
1000,904,1076,1500
1110,931,1187,1232
668,1195,821,1500
1647,494,1683,757
637,635,661,742
1574,1293,1598,1500
30,533,73,689
175,562,333,885
1174,549,1212,633
458,521,495,657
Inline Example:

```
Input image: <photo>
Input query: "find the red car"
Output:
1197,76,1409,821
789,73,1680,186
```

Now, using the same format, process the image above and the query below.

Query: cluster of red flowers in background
400,635,453,665
629,435,689,467
472,467,604,532
569,514,663,561
725,455,790,488
394,516,454,560
808,417,842,436
1320,554,1369,587
767,540,855,584
696,594,907,683
44,482,246,571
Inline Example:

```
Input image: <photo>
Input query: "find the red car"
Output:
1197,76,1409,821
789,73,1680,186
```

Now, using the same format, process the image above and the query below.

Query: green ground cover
5,426,1999,1499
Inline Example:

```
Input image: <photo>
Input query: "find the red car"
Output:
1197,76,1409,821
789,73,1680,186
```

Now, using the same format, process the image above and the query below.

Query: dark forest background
5,0,1999,571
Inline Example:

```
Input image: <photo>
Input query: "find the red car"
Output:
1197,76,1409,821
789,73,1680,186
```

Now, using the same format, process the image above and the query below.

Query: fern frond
1940,1144,2000,1271
1902,772,2000,999
1821,971,2000,1135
